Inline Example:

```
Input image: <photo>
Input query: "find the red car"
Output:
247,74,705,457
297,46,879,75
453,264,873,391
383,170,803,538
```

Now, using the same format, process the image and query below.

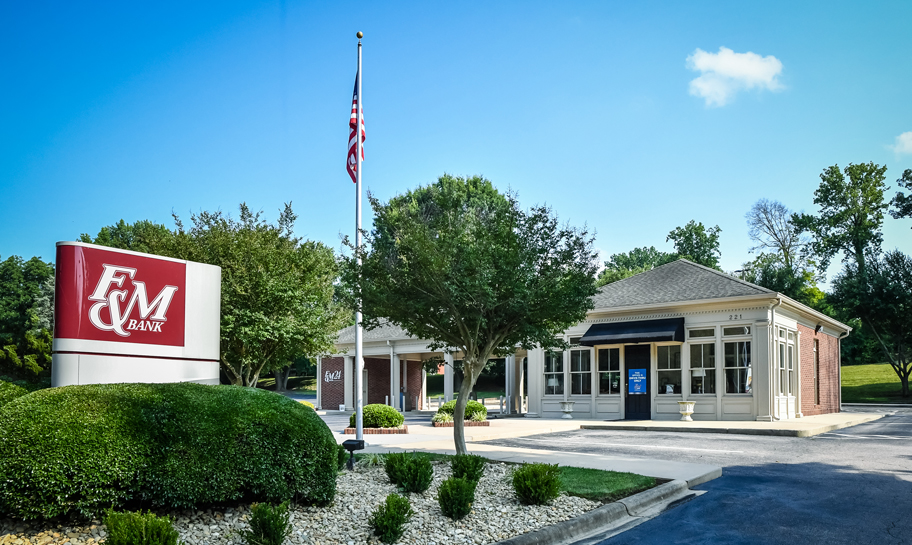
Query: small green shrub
437,477,476,520
400,455,434,493
437,399,487,421
0,383,338,519
104,509,183,545
239,502,291,545
469,411,487,422
451,454,486,483
350,404,405,428
431,412,453,423
512,463,562,505
384,453,434,493
0,380,28,410
368,493,414,544
337,443,348,471
384,452,409,485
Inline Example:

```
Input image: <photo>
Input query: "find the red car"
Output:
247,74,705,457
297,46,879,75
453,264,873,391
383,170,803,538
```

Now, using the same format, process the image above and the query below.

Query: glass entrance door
624,344,651,420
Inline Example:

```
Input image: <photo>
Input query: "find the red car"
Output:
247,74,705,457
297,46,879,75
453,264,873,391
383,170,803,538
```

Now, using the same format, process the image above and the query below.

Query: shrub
384,452,409,485
399,455,434,494
359,453,386,467
298,400,315,409
384,452,433,493
336,443,348,471
104,509,183,545
0,380,28,410
470,411,487,422
437,399,487,421
350,404,405,428
368,494,414,544
451,454,486,483
431,412,453,424
512,463,562,505
437,477,476,520
239,502,291,545
0,383,338,519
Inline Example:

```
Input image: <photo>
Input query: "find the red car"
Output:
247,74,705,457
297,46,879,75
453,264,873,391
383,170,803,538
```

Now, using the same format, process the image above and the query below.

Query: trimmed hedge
0,381,28,410
437,399,487,421
0,383,338,519
350,404,405,428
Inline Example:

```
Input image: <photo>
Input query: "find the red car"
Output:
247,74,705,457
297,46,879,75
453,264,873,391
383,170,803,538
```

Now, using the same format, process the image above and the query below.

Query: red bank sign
55,245,186,347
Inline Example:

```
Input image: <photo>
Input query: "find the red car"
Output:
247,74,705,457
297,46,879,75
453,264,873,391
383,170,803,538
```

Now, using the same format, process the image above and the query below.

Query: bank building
316,259,849,422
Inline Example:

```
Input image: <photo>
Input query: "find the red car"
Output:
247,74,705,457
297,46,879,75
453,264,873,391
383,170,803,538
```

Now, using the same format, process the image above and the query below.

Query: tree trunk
452,368,476,455
274,366,292,391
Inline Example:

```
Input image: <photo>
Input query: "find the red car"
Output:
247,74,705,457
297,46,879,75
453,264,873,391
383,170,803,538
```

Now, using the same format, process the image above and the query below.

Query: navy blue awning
578,318,685,346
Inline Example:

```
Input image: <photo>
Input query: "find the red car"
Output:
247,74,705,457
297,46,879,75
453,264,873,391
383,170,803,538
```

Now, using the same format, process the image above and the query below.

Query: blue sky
2,1,911,283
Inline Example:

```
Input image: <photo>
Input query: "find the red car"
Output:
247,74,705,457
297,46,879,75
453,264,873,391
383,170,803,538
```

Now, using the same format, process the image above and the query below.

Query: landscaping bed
0,457,654,545
432,421,490,427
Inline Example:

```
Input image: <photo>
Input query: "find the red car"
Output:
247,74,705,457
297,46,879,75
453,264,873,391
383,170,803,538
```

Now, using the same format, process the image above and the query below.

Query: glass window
657,345,682,394
779,342,787,395
570,348,591,395
544,351,563,395
689,328,715,339
690,343,716,394
725,341,752,394
787,331,795,342
598,348,620,395
787,344,794,396
724,326,751,336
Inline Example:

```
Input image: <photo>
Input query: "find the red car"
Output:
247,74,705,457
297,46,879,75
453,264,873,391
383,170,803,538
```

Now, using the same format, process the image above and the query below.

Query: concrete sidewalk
578,412,882,437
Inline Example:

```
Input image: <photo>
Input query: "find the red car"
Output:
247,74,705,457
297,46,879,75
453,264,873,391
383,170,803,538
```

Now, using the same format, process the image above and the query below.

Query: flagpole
354,31,364,442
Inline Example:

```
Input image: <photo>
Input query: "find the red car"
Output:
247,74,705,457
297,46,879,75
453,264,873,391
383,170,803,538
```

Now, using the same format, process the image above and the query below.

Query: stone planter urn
677,400,696,422
559,400,576,419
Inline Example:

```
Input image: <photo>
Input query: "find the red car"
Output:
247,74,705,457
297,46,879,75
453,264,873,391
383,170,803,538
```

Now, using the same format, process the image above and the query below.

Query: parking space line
516,437,744,453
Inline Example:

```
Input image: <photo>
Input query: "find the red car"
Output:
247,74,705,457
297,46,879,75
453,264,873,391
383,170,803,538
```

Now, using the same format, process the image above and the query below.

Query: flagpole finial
357,31,363,39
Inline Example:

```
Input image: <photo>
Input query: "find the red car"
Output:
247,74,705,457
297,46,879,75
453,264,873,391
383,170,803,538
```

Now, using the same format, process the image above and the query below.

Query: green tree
890,168,912,223
0,256,55,379
740,253,827,311
80,219,173,254
88,204,347,387
596,246,676,287
168,204,348,386
666,220,722,269
830,251,912,397
342,175,598,454
792,162,890,277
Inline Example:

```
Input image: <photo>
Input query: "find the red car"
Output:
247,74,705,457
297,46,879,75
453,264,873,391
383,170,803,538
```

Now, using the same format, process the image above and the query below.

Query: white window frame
656,343,683,396
723,325,752,396
596,345,623,397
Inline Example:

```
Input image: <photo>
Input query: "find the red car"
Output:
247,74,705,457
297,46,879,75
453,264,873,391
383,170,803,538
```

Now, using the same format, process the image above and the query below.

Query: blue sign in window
628,369,647,394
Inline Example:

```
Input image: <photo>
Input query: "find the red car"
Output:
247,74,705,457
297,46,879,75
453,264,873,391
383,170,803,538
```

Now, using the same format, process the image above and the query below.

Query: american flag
347,73,365,184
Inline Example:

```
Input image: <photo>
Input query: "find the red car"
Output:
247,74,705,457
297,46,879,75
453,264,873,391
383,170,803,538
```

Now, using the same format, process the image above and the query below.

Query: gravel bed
0,461,600,545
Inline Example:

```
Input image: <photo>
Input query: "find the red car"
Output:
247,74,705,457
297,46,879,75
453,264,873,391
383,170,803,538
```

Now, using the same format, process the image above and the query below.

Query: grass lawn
255,375,316,394
842,363,909,403
355,452,656,503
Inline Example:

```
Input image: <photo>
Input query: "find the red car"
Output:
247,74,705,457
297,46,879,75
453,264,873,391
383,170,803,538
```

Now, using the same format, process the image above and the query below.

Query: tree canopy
342,174,598,453
890,168,912,223
84,205,347,387
596,246,676,287
793,162,890,277
666,220,722,270
0,256,55,380
746,199,807,270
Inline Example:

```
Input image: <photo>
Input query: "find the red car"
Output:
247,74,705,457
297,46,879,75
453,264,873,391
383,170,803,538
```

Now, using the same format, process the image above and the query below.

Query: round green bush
0,380,28,410
0,383,338,519
350,404,405,428
437,399,487,421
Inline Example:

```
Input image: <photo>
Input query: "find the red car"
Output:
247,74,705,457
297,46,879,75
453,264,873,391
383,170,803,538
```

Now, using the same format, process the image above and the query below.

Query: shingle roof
592,259,773,309
336,259,774,344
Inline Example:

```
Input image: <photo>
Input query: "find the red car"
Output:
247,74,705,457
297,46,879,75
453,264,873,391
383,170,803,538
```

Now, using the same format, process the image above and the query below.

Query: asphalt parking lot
486,407,912,545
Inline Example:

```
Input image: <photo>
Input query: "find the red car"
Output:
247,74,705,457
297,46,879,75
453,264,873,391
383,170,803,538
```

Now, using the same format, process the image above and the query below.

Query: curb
489,479,698,545
842,403,912,409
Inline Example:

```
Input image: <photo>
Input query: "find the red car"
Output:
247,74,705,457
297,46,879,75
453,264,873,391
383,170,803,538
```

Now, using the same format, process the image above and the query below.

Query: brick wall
320,357,345,410
364,357,390,405
798,324,840,416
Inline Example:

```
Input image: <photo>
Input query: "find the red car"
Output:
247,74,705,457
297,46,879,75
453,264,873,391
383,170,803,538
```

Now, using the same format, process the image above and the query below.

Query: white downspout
838,330,850,410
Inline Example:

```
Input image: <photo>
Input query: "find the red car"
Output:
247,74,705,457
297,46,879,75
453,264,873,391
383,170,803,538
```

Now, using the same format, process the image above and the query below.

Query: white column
421,368,428,410
401,358,408,411
444,353,455,402
343,356,354,411
389,345,398,409
316,356,323,409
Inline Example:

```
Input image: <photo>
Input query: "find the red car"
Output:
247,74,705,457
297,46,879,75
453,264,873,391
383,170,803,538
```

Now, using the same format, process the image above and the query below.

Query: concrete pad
579,412,883,437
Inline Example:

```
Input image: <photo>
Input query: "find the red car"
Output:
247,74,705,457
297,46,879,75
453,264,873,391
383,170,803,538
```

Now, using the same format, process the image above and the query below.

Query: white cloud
889,132,912,155
686,47,783,107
